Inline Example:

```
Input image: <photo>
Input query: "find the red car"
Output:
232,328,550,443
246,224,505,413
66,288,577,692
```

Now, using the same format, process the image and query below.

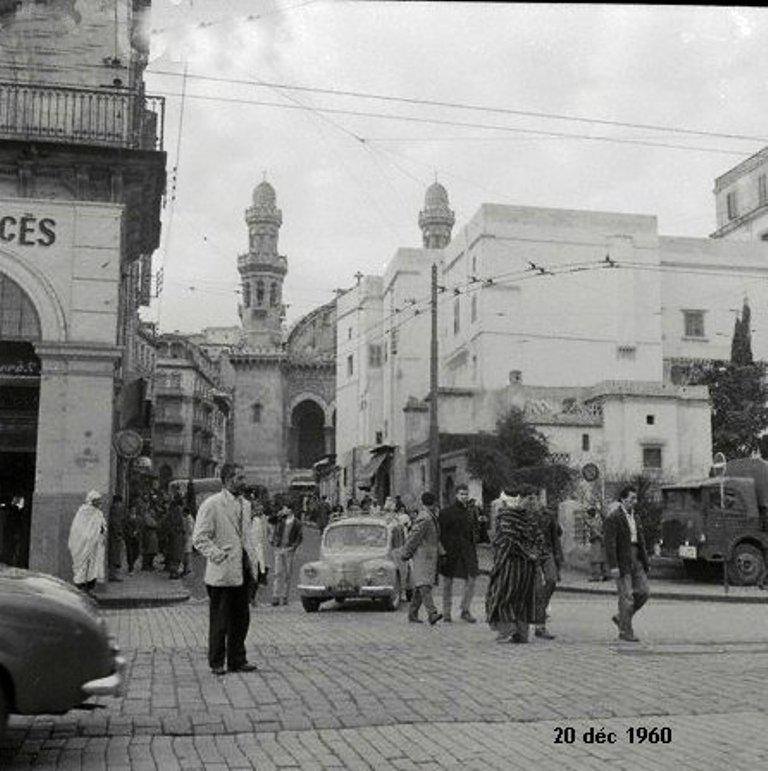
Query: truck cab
660,467,768,585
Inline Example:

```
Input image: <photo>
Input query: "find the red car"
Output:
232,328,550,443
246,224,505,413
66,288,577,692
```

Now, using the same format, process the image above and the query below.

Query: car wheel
383,574,401,612
301,597,321,613
727,543,765,586
335,597,345,605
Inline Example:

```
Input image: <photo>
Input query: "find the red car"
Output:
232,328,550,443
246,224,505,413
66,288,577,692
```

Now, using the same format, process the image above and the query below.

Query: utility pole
429,263,440,498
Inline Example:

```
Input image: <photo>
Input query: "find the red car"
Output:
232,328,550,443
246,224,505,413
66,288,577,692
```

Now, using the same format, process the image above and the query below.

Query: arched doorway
290,399,326,469
0,272,42,568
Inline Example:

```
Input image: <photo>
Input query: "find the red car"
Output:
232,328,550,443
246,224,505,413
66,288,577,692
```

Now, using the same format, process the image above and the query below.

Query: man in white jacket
193,464,260,676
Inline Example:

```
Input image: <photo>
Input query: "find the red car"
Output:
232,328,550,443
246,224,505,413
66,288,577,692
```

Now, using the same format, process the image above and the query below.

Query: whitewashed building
336,166,768,506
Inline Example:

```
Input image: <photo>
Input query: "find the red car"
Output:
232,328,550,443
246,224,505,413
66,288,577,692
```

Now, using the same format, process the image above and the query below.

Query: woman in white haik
68,490,107,594
247,493,269,606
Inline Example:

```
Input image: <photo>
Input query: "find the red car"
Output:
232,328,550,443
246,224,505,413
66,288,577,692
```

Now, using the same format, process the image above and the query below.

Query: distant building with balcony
0,1,165,578
153,334,232,485
711,146,768,241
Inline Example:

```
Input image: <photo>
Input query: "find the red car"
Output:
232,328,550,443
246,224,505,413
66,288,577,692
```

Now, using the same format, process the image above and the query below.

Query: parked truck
659,458,768,585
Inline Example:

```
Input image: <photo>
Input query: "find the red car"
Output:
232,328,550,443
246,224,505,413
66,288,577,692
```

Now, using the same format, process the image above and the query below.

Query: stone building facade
0,0,165,576
193,181,337,494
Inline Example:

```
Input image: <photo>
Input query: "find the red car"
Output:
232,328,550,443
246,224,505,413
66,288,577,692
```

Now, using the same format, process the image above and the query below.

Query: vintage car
298,516,413,612
0,566,125,736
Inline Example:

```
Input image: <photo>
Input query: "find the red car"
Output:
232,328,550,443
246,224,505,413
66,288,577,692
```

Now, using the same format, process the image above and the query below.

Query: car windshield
323,524,388,551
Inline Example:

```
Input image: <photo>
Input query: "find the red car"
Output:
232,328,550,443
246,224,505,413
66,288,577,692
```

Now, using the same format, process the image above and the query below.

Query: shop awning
358,451,390,485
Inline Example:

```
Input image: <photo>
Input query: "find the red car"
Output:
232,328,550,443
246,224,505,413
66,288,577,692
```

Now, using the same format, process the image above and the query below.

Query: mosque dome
424,181,449,210
252,180,276,208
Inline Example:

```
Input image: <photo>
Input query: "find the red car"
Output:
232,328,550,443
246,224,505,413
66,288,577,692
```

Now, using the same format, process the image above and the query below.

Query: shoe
611,614,621,630
271,599,280,607
428,613,443,625
619,632,639,642
211,666,226,676
281,598,288,606
443,614,452,623
228,663,258,673
535,629,556,640
510,634,528,644
408,617,423,624
495,634,512,643
460,611,477,624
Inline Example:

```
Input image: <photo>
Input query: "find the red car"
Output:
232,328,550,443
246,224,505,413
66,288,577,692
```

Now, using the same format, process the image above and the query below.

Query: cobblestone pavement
4,591,768,769
5,528,768,768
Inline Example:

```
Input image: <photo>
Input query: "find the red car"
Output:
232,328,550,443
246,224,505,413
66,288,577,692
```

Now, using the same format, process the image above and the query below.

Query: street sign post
712,452,728,594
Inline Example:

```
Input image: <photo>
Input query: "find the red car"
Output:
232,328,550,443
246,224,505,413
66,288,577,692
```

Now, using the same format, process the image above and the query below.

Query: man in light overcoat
193,463,260,675
400,491,443,625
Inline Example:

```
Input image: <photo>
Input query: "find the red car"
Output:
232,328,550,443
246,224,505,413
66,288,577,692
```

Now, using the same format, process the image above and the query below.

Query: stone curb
94,592,190,610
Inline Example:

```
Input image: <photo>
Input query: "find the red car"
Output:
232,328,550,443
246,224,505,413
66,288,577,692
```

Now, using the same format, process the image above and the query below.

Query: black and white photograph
1,1,768,767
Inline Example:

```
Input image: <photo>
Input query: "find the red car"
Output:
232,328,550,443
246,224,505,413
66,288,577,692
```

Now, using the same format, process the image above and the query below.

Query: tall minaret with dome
238,179,288,349
418,181,455,248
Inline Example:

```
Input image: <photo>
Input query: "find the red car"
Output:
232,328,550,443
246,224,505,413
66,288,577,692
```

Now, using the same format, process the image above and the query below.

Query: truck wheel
301,597,321,613
727,543,765,586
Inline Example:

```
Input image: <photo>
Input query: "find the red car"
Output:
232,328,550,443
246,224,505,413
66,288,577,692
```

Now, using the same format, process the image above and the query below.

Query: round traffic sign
114,429,143,459
581,462,600,482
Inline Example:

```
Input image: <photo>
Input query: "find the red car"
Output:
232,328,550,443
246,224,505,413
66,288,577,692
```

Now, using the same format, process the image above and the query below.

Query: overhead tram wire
155,61,189,331
152,91,756,158
144,68,768,145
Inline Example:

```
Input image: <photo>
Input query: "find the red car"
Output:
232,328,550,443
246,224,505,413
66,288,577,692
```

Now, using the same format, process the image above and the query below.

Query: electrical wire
153,90,757,158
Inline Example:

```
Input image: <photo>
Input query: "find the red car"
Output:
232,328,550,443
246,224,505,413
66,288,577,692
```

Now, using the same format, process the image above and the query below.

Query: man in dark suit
604,485,650,642
439,483,479,623
269,498,303,606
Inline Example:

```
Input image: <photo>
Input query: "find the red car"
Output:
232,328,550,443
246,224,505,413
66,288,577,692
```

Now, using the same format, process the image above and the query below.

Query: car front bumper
298,584,394,598
81,655,126,698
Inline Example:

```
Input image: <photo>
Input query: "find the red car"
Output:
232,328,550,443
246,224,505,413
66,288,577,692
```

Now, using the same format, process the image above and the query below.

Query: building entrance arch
0,272,43,568
289,398,326,469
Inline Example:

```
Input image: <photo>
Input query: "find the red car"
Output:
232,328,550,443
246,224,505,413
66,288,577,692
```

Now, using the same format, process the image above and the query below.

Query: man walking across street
270,498,303,606
400,491,443,625
193,463,259,675
534,499,563,640
604,486,650,642
439,483,479,623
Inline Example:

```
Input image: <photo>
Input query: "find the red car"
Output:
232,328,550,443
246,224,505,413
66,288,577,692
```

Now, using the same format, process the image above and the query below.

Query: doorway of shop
0,340,41,568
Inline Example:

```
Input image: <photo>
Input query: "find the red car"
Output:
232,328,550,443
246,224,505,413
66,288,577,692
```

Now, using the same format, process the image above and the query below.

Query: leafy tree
688,301,768,459
466,407,575,503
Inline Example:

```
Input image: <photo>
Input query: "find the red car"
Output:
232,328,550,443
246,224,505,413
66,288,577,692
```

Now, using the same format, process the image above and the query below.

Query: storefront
0,198,122,578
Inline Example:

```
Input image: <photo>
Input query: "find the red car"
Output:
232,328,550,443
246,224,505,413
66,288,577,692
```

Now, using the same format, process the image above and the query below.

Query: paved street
4,531,768,768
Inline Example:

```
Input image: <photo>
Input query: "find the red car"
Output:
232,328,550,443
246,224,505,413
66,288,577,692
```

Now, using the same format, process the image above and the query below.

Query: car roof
662,477,755,491
326,516,394,528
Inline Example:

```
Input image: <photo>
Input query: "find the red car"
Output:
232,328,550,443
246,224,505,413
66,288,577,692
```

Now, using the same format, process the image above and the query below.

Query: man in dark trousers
534,500,563,640
604,485,650,642
193,463,260,675
439,483,479,623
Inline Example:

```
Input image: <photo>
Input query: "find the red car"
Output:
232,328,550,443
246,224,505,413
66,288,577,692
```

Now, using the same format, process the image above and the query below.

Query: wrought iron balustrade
0,81,164,150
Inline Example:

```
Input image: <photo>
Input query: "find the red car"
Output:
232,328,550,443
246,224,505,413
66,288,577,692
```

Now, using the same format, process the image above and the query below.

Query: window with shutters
726,190,738,220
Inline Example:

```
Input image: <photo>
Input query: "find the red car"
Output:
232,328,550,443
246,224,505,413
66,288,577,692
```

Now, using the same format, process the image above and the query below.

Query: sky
141,1,768,334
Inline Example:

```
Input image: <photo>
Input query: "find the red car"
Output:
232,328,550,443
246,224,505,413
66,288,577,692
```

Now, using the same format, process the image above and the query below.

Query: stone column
323,425,334,455
29,342,121,579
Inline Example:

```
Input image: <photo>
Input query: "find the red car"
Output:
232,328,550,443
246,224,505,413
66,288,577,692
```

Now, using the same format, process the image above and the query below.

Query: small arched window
242,282,251,307
270,282,278,307
256,280,265,305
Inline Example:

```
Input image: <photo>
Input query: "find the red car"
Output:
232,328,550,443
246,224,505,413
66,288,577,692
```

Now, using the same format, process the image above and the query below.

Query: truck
659,458,768,585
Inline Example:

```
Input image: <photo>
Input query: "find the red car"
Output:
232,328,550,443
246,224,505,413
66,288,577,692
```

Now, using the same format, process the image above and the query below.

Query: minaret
238,179,287,349
418,180,455,248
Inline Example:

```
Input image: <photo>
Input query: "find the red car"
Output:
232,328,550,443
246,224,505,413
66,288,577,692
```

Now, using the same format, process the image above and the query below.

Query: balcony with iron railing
0,81,165,151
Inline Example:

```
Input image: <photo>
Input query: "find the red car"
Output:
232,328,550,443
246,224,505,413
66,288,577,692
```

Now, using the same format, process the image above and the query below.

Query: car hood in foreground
0,565,99,617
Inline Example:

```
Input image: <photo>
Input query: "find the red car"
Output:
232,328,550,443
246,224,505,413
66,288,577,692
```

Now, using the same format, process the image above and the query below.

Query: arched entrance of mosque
0,272,42,568
290,399,326,469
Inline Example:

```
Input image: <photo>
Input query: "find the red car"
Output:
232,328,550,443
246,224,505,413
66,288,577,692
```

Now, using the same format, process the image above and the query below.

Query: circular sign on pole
114,429,143,459
581,462,600,483
712,452,727,475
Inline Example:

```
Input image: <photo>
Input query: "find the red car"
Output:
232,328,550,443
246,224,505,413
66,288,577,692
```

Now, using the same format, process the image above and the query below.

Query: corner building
0,1,165,577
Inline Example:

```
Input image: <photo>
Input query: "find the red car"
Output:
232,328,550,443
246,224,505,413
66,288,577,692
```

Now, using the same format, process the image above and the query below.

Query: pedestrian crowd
67,466,650,677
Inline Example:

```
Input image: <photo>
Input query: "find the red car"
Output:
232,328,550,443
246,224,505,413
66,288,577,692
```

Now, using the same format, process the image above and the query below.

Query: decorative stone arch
288,391,333,428
0,246,67,342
